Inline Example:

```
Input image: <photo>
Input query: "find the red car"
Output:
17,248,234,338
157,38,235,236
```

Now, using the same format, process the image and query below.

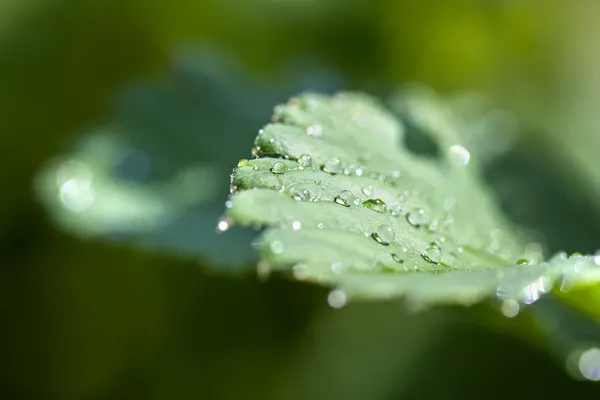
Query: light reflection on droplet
522,276,551,304
306,124,323,138
225,200,233,208
448,145,470,166
217,219,230,232
292,221,302,230
327,290,347,308
579,348,600,381
60,179,95,212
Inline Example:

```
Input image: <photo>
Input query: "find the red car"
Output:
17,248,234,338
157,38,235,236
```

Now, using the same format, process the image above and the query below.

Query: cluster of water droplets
493,251,600,319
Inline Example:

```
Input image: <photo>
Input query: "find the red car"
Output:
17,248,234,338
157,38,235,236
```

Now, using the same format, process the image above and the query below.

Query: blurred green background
2,0,600,398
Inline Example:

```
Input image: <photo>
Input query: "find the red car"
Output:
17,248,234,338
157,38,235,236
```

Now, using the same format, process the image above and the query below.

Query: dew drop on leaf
297,154,312,169
389,205,403,217
292,189,311,202
391,253,404,263
270,240,285,254
271,161,287,174
361,185,373,196
363,198,387,213
371,225,395,246
327,290,347,308
292,264,309,280
516,259,529,266
334,190,354,207
501,299,520,318
406,208,427,227
322,158,342,175
422,246,442,264
306,124,323,138
448,144,471,166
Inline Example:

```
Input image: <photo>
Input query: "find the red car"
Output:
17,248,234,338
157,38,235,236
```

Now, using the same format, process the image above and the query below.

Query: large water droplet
297,154,312,169
363,198,386,213
334,190,354,207
322,158,342,175
371,225,395,246
406,208,427,227
422,246,442,264
271,161,287,174
306,124,323,138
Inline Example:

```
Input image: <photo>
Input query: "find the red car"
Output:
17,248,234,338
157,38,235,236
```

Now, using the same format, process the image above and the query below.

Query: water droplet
225,200,233,209
355,167,364,177
391,253,404,263
327,290,347,308
389,205,403,217
271,161,287,174
448,145,471,166
297,154,312,169
406,208,427,227
422,246,442,264
292,189,311,201
251,146,260,156
334,190,354,207
570,252,583,258
361,185,373,196
363,198,386,213
516,259,529,266
579,348,600,381
216,219,230,233
292,221,302,230
306,124,323,138
293,264,309,280
522,276,551,304
314,179,322,185
501,299,520,318
371,225,395,246
594,255,600,266
322,158,342,174
270,241,284,254
330,261,344,274
353,197,361,206
317,222,325,229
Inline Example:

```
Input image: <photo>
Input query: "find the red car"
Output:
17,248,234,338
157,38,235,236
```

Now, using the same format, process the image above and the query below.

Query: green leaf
224,91,600,309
